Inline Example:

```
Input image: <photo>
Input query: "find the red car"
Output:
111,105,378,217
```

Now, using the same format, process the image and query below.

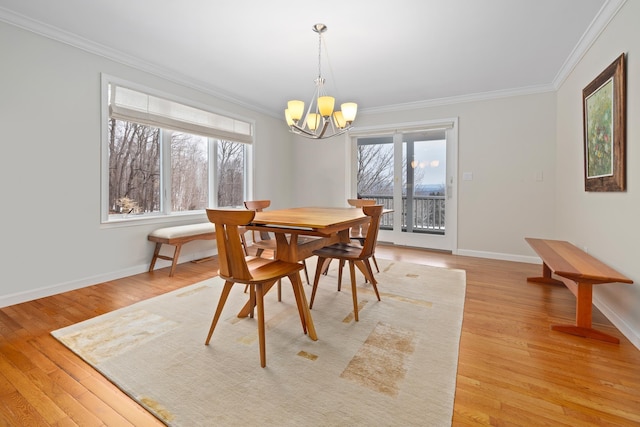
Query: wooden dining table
248,206,371,260
235,207,373,322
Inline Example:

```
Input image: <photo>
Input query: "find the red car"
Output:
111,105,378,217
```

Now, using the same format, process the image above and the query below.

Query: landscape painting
582,53,626,192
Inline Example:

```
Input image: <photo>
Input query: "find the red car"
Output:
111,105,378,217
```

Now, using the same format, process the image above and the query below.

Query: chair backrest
347,198,376,208
244,200,271,211
347,199,376,236
359,205,384,257
244,200,272,241
206,209,255,280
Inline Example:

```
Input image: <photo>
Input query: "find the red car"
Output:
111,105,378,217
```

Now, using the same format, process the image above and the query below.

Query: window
102,77,253,222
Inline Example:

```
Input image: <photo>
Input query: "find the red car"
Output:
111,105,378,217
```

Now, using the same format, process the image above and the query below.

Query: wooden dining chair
244,200,312,288
310,205,384,321
204,208,314,368
319,198,380,278
347,198,380,272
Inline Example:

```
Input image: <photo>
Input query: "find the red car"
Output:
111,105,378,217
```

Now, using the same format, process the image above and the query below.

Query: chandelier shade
284,24,357,139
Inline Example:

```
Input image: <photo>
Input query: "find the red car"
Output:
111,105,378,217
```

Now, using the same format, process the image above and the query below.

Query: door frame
350,118,458,254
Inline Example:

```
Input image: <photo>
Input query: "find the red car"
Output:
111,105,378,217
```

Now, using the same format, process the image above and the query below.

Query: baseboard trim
0,265,146,308
0,249,216,308
593,295,640,350
455,248,540,264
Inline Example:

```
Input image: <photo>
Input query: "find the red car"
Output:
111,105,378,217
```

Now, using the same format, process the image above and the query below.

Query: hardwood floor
1,245,639,426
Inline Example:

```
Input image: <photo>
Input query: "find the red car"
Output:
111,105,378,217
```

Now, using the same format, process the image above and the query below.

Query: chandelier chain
317,31,322,81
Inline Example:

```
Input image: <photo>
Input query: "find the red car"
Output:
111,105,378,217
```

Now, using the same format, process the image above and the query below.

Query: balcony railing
359,194,445,234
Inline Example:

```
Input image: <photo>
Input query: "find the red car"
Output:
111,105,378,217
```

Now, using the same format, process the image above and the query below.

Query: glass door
354,124,457,252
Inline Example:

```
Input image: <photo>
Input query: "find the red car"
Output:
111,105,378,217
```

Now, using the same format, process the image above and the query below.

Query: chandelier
284,24,358,139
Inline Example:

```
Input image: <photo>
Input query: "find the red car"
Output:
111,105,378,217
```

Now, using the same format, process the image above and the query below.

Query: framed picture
583,53,627,192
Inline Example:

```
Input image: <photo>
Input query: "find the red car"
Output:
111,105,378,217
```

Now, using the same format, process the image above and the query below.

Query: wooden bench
148,223,216,277
525,237,633,343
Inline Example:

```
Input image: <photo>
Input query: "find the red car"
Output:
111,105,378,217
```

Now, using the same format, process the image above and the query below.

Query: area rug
52,259,466,426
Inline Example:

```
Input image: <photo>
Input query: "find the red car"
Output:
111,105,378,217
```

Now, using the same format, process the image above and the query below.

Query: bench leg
149,242,162,272
527,262,564,286
550,281,619,344
149,242,182,277
169,244,183,277
528,266,619,344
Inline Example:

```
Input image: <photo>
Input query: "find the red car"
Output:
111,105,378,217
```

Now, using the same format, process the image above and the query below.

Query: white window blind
108,84,253,144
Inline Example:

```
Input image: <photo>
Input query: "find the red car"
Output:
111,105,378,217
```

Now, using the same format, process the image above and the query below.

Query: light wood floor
1,245,639,426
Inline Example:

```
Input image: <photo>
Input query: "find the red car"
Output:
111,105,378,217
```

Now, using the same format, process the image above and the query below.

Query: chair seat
228,257,304,284
313,243,363,260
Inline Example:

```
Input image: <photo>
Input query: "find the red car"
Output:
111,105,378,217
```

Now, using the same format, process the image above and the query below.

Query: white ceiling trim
552,0,627,89
0,6,275,117
360,84,556,115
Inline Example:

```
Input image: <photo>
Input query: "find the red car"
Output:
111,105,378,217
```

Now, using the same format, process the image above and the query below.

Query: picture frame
582,53,627,192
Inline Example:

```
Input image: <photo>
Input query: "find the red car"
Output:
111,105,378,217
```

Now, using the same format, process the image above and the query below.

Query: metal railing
360,194,445,234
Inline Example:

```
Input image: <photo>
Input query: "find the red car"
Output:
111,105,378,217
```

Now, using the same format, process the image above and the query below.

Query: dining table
235,206,374,320
249,206,373,260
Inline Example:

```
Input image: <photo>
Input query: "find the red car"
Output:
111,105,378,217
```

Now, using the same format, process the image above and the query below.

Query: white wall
293,93,558,261
556,0,640,347
0,21,293,306
292,132,353,208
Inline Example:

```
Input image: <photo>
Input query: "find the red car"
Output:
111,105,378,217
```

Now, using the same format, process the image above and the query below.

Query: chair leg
248,286,256,318
310,256,326,309
205,281,234,344
349,261,359,321
302,260,310,285
356,259,381,301
372,254,380,273
255,283,266,368
337,260,345,291
322,259,332,275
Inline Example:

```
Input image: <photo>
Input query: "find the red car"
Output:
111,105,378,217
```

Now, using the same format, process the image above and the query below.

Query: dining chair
310,204,384,321
244,200,312,289
204,208,312,368
347,198,380,273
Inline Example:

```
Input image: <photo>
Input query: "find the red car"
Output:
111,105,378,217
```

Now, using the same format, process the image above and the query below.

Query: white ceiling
0,0,621,117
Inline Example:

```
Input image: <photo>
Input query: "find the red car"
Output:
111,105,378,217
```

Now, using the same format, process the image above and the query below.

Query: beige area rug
52,259,466,426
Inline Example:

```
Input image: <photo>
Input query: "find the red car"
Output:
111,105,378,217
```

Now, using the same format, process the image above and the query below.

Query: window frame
100,74,254,226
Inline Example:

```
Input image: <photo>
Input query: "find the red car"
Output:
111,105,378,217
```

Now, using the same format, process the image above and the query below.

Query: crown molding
360,84,556,115
552,0,627,89
0,6,275,118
